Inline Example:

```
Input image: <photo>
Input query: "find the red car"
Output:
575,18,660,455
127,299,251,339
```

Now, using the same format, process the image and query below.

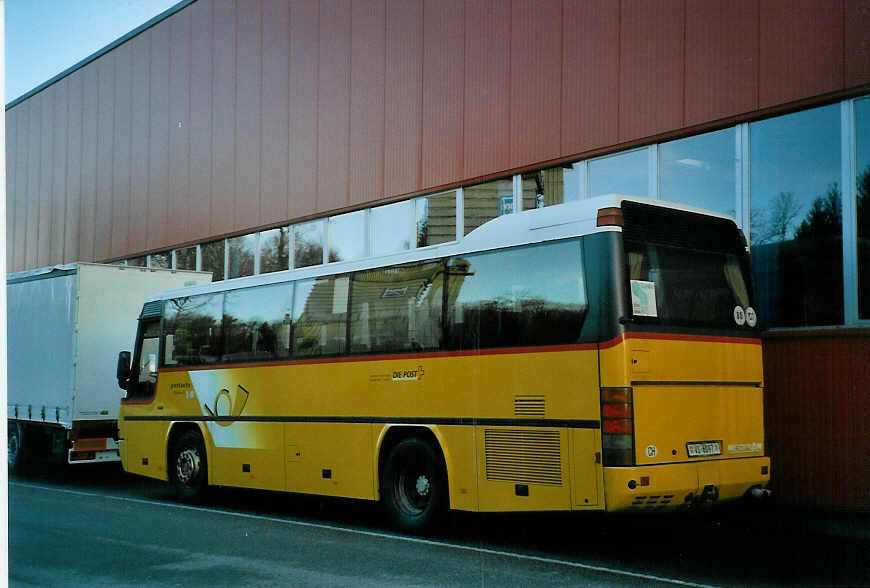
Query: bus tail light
597,207,624,227
601,387,634,466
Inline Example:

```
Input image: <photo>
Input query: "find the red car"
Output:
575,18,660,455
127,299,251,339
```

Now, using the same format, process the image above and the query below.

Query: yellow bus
117,196,770,532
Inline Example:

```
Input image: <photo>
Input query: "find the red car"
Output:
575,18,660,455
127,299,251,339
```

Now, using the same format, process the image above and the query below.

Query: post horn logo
203,384,250,426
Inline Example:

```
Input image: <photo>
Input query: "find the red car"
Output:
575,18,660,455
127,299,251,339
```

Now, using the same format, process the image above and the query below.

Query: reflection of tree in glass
229,240,255,277
795,183,841,240
753,191,802,244
858,165,870,317
857,165,870,236
467,296,583,348
754,171,869,244
166,297,222,364
416,217,429,248
260,228,289,272
200,242,225,280
294,241,323,267
176,247,197,270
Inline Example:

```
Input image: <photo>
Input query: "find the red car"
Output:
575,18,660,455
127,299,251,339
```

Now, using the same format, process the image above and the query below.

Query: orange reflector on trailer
74,438,108,451
70,451,96,462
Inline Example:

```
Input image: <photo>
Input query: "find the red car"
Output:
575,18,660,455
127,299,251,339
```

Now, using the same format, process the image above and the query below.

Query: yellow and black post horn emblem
203,384,250,426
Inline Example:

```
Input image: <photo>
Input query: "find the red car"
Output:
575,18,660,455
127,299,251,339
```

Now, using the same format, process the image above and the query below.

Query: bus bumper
603,456,770,511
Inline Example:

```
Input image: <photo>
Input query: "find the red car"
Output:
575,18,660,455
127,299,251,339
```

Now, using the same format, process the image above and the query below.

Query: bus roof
144,195,737,303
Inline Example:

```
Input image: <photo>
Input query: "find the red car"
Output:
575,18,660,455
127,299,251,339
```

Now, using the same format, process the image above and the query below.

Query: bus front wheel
381,437,447,534
169,430,208,502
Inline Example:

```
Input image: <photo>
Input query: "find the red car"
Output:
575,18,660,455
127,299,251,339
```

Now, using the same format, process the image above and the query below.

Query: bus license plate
686,441,721,457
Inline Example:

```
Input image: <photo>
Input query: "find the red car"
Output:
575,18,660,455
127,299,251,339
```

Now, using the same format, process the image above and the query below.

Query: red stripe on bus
622,332,762,345
150,333,759,376
599,332,761,349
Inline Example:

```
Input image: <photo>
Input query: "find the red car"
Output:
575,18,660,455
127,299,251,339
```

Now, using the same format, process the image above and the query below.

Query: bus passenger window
162,293,224,366
293,276,348,357
446,239,587,350
223,284,293,363
349,261,445,354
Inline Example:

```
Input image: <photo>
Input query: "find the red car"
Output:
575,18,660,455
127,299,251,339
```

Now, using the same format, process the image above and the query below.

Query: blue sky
5,0,182,103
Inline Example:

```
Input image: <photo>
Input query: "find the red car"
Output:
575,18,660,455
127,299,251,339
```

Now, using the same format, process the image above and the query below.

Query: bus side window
446,240,587,350
293,275,348,357
223,283,293,363
162,293,224,366
349,261,445,354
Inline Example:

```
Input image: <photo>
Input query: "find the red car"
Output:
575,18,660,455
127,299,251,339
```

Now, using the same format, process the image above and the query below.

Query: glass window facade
150,251,171,269
660,128,736,218
328,211,366,263
372,201,413,256
463,179,514,235
521,164,583,210
416,191,457,247
750,104,842,328
175,246,197,271
856,98,870,320
201,239,226,282
294,220,324,269
228,234,256,279
109,94,869,330
260,227,290,274
589,149,648,198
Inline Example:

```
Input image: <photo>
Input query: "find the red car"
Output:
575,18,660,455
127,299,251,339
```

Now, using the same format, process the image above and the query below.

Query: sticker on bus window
733,306,746,326
630,280,657,317
745,307,757,327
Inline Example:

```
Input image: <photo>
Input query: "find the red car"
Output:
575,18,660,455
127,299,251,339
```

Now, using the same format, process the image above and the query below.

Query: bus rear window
625,240,757,330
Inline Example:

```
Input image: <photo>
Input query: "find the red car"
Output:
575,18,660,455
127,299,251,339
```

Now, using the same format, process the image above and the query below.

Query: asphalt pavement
8,463,870,587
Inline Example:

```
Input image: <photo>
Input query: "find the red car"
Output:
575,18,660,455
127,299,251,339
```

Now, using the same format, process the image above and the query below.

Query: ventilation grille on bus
484,429,562,486
514,395,546,417
140,300,163,319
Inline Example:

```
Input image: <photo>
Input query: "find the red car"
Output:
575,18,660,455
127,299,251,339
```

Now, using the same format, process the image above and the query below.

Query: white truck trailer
7,263,211,471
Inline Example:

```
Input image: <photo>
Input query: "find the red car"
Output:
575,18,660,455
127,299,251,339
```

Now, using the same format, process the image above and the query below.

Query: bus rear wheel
381,437,446,534
169,430,208,502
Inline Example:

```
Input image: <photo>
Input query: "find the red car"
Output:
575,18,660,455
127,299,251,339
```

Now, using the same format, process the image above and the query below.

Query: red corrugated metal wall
762,332,870,510
6,0,865,269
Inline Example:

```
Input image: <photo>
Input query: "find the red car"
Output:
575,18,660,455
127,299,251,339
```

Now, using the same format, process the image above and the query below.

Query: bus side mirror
117,351,131,390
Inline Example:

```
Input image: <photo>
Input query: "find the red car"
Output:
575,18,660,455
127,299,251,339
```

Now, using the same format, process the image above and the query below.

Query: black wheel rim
393,458,432,516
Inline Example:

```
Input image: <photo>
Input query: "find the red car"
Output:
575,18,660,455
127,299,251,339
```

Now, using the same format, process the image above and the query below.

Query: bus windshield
625,239,756,330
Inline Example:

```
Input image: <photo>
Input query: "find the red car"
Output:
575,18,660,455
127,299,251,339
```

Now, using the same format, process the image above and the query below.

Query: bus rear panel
599,201,769,510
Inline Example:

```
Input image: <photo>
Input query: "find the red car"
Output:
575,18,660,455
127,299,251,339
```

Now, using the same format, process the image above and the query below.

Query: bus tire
169,430,208,502
381,437,447,534
8,422,27,474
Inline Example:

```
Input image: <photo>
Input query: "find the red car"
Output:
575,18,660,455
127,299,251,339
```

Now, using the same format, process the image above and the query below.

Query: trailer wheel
8,422,27,474
169,430,208,502
381,438,447,534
